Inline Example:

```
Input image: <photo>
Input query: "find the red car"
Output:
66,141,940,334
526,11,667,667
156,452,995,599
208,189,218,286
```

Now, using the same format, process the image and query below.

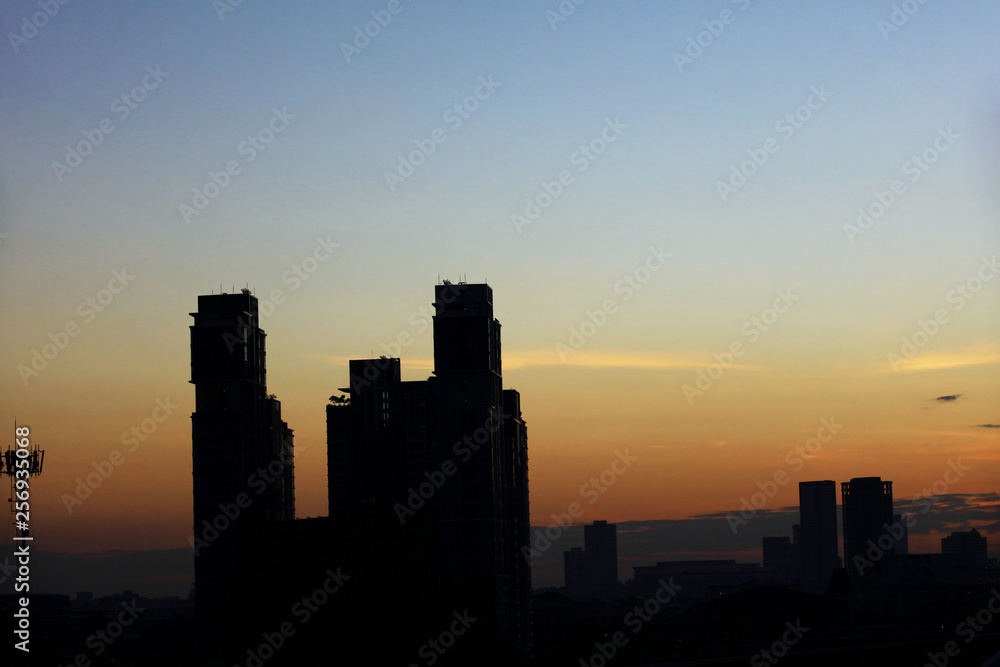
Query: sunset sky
1,1,998,595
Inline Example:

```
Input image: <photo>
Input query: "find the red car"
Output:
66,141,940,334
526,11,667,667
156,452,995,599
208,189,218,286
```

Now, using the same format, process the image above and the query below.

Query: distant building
799,480,839,592
564,547,587,595
631,560,765,607
892,513,909,555
790,523,801,568
585,520,619,596
942,528,987,569
841,477,893,581
762,536,792,570
562,522,620,598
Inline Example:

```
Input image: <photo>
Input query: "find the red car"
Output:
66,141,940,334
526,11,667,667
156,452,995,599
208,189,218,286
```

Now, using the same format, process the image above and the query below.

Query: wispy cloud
505,349,764,371
890,346,1000,373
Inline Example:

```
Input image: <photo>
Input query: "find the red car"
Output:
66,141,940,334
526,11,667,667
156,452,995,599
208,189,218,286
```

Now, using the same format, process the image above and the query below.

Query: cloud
936,394,963,402
976,424,1000,428
502,348,764,372
887,346,1000,373
896,493,1000,535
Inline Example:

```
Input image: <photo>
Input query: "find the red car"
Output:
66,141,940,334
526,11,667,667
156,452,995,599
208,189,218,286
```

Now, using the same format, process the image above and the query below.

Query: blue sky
1,0,998,592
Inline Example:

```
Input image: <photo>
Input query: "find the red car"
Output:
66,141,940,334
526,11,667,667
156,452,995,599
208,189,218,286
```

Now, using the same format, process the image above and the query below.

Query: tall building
564,547,587,595
189,291,295,632
892,513,909,555
562,521,620,598
584,520,619,596
326,281,531,657
799,480,839,593
841,477,893,580
189,283,531,662
762,536,793,571
942,528,987,569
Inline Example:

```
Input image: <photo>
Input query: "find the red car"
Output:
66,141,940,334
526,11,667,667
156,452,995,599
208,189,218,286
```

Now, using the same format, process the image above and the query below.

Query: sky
1,0,998,596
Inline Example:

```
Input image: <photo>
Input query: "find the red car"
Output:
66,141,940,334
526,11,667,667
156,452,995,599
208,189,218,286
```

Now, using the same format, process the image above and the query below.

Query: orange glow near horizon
14,337,998,560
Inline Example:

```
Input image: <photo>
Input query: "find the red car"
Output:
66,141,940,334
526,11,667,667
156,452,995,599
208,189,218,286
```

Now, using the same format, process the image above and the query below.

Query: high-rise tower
326,281,531,657
841,476,893,581
189,291,294,630
799,480,839,593
584,520,619,597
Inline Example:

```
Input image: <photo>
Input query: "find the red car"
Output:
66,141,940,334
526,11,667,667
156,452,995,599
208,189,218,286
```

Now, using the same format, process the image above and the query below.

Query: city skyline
3,278,997,598
1,1,999,603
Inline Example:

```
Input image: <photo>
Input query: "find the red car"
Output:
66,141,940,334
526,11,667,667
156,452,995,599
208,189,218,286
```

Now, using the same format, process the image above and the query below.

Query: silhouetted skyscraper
799,480,839,593
892,513,909,555
584,520,619,596
326,281,531,657
942,528,987,569
762,536,792,571
841,477,893,581
564,547,587,595
189,291,295,632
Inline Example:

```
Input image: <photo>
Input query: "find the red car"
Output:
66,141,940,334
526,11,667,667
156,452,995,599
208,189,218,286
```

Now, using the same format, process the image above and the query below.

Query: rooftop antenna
3,422,45,541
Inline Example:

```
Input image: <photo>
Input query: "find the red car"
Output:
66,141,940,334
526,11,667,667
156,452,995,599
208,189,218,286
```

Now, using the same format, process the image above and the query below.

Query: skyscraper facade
326,282,532,656
584,520,619,597
564,547,587,595
841,477,893,581
942,528,987,569
799,480,839,593
189,291,295,631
